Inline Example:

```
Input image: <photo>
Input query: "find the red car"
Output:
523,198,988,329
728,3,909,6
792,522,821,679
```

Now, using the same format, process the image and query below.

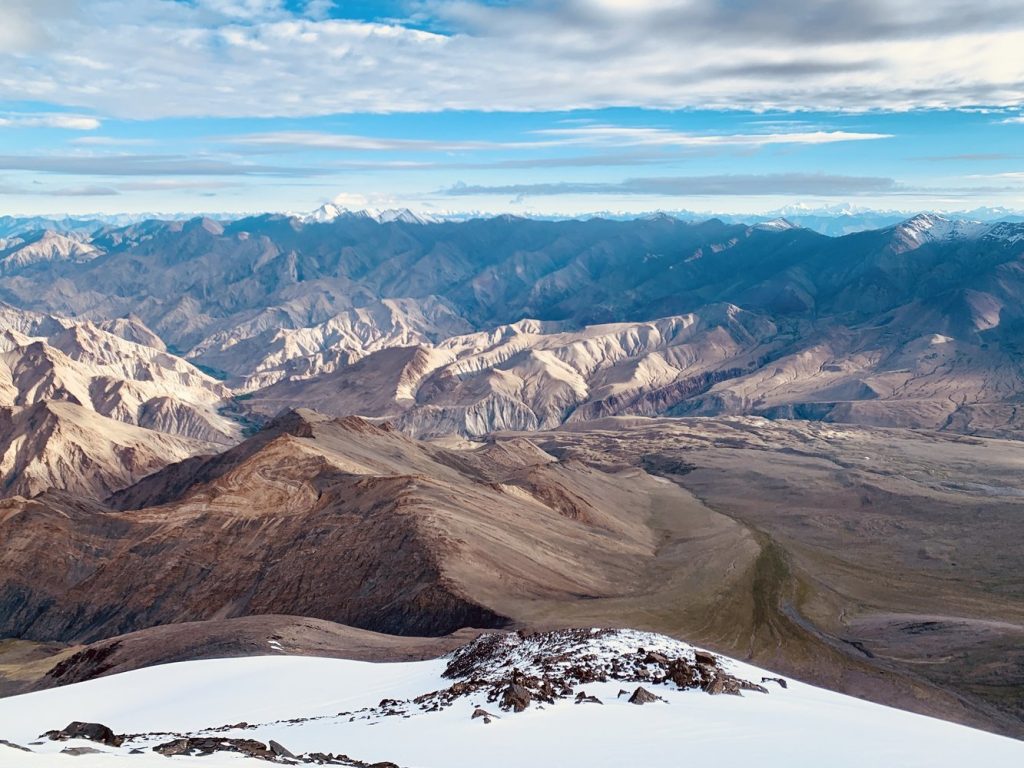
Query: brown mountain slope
0,616,481,698
0,410,1021,736
0,411,720,645
524,416,1024,738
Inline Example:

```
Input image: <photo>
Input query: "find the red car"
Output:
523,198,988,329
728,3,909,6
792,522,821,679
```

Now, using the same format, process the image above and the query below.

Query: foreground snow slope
0,629,1020,767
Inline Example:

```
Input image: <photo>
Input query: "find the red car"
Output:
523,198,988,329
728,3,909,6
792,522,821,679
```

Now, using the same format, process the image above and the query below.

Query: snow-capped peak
303,204,437,225
890,213,993,251
753,217,799,232
902,213,988,240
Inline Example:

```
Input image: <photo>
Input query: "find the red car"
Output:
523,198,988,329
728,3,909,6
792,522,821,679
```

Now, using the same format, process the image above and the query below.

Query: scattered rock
628,686,665,705
665,658,700,689
471,707,499,722
617,689,630,698
694,651,718,667
0,740,32,752
47,721,123,747
644,651,670,666
61,746,105,756
762,676,788,689
574,691,603,705
270,739,297,758
703,674,769,696
388,629,768,721
152,737,275,760
500,683,532,712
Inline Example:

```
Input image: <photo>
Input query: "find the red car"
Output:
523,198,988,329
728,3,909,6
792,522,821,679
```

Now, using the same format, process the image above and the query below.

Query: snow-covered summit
0,628,1020,767
893,213,991,247
753,217,799,232
888,213,1024,252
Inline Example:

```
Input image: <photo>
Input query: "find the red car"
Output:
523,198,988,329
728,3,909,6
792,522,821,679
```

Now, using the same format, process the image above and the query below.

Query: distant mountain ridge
3,204,1022,240
1,211,1024,438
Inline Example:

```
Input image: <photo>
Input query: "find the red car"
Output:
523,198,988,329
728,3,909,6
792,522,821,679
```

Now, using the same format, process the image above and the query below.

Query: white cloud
71,136,153,146
0,1,1020,118
0,114,100,130
530,126,893,147
229,126,890,152
0,0,77,52
443,173,901,198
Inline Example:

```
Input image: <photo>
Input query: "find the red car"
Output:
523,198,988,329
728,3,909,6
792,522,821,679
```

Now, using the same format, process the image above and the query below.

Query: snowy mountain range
3,204,1022,240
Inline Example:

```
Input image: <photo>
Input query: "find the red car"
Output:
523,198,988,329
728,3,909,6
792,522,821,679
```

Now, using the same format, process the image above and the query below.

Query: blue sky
1,0,1023,216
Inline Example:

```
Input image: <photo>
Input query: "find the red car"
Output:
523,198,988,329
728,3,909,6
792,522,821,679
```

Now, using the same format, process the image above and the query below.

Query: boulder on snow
628,686,665,705
500,683,533,712
153,737,275,760
61,746,106,755
0,740,32,752
694,651,718,667
47,722,123,747
643,650,670,666
269,739,296,758
472,707,499,723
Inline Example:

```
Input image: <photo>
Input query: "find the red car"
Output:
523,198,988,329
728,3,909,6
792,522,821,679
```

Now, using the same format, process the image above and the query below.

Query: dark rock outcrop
47,722,123,747
500,683,533,712
628,686,665,705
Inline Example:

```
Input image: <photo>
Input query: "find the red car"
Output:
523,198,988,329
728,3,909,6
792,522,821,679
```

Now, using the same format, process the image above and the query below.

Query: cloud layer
1,0,1023,118
444,174,900,199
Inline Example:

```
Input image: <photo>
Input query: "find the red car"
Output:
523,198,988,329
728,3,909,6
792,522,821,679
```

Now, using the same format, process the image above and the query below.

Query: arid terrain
0,409,1020,738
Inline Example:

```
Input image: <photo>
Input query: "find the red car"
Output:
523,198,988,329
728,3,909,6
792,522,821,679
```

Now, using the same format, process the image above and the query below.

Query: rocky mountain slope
242,307,781,437
2,212,1023,437
0,304,237,445
0,304,239,500
0,410,679,642
0,231,100,274
0,401,215,499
